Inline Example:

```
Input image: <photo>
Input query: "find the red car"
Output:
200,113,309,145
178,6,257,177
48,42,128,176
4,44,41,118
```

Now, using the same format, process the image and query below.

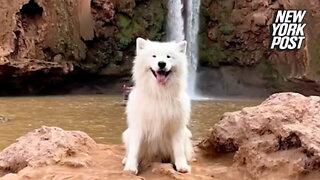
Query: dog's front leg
123,128,141,174
172,130,191,173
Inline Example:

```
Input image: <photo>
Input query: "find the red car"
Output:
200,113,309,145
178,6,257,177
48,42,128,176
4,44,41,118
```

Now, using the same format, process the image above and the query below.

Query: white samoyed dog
122,38,193,174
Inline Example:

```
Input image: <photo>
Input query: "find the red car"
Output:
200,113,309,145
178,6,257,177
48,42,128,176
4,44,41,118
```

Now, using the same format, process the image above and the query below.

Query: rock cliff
200,0,320,95
0,0,166,76
0,0,320,96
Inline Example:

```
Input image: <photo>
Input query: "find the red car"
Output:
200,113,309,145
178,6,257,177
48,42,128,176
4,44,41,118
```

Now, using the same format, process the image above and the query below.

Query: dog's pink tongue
156,74,166,85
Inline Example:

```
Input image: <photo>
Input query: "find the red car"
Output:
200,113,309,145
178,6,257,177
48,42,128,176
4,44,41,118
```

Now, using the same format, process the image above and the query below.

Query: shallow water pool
0,95,261,150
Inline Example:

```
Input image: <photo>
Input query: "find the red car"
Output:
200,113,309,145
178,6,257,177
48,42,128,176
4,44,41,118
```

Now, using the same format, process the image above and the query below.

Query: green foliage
219,23,234,35
147,0,166,41
116,14,134,49
115,0,166,49
108,63,120,70
95,50,109,62
200,44,222,67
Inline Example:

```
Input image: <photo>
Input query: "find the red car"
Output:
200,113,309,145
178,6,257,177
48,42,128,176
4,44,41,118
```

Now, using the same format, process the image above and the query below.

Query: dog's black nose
158,61,166,69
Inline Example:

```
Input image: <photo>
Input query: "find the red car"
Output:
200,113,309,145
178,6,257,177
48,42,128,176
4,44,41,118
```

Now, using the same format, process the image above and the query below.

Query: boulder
199,92,320,179
0,126,97,172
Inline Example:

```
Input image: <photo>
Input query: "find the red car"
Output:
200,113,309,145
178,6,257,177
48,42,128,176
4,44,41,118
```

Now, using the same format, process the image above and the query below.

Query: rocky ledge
199,92,320,179
0,126,239,180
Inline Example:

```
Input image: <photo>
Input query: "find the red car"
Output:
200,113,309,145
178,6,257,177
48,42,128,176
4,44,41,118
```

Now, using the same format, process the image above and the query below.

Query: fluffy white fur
122,38,193,174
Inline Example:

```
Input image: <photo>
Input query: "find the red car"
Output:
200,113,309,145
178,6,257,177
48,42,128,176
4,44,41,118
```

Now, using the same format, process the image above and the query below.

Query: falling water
166,0,185,42
167,0,201,98
185,0,201,98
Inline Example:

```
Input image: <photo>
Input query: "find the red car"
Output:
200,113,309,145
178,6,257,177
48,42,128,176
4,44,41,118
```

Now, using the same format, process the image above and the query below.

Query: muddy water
0,95,260,150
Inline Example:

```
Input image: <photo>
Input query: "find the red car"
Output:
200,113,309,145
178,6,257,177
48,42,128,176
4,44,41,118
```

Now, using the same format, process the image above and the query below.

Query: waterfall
166,0,185,42
167,0,201,98
185,0,201,98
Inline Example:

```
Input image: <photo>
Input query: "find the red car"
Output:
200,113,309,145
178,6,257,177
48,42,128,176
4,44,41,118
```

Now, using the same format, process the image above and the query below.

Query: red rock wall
0,0,93,75
200,0,320,94
0,0,167,76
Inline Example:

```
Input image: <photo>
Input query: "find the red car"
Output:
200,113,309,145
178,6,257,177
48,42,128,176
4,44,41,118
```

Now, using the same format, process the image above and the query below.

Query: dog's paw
123,162,138,174
175,163,191,173
123,167,138,175
122,157,127,165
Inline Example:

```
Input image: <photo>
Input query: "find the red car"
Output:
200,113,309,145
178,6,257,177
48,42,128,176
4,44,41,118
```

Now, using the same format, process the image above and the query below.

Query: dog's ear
177,41,187,53
136,37,147,52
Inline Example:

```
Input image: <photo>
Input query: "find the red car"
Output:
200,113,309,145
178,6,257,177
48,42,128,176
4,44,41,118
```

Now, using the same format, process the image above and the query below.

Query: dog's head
133,38,188,87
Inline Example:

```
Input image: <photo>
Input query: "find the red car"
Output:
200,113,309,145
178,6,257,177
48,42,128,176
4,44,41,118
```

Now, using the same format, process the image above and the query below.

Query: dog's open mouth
150,68,171,85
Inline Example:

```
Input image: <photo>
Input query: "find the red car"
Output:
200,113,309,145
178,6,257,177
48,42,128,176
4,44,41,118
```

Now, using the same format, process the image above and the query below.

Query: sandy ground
1,144,319,180
0,144,236,180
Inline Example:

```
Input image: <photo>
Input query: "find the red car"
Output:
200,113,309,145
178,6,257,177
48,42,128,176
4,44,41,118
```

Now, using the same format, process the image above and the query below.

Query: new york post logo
270,10,306,50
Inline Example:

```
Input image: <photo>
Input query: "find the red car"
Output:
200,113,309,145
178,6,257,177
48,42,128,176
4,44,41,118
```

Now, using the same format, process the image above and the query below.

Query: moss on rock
219,23,234,35
84,0,167,74
116,14,134,48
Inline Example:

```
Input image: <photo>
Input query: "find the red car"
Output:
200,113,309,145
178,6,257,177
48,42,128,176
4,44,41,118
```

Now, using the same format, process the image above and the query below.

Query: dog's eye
152,55,156,58
167,55,171,58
